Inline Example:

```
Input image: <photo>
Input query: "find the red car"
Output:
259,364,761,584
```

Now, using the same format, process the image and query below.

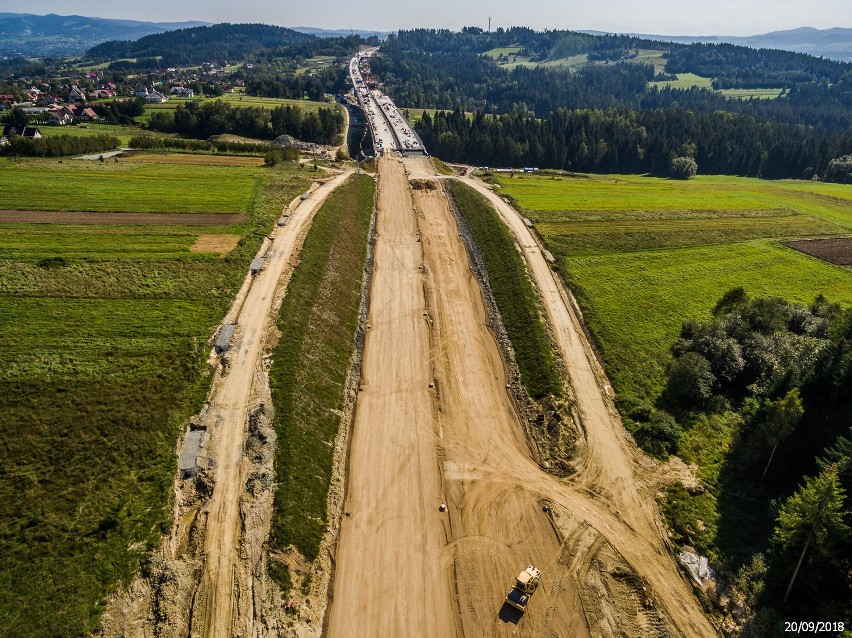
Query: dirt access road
193,169,354,638
328,158,717,637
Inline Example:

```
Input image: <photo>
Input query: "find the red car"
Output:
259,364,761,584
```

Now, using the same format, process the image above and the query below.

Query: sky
2,0,850,36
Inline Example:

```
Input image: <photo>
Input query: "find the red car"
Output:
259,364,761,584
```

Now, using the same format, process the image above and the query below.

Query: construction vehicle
505,565,541,613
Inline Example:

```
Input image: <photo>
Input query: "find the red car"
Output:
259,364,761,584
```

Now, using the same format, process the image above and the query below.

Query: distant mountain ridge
582,26,852,61
0,13,210,56
293,26,389,39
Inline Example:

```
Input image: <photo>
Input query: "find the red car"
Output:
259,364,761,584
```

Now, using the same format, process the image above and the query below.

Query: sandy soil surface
327,158,718,637
0,210,245,225
194,169,355,638
327,158,456,637
455,173,718,637
190,234,241,255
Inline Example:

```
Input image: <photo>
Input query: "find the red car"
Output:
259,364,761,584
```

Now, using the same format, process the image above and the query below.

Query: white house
145,90,168,104
169,86,195,98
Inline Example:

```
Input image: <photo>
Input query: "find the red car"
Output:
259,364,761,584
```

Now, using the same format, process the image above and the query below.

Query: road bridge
349,50,427,157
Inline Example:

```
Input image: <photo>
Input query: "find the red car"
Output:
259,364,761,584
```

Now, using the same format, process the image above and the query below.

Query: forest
638,290,852,631
374,33,852,133
383,28,850,87
145,99,345,145
86,23,315,66
413,108,852,180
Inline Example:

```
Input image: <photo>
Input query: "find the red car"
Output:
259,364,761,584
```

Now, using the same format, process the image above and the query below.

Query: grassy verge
446,180,561,399
269,173,374,561
0,159,311,637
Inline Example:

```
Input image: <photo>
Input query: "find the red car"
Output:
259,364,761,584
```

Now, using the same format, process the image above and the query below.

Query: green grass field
35,122,156,146
647,74,784,100
635,49,668,74
483,46,523,58
269,173,374,566
0,156,311,637
0,156,264,213
495,173,852,406
295,55,337,76
649,72,714,90
136,94,340,124
719,87,785,99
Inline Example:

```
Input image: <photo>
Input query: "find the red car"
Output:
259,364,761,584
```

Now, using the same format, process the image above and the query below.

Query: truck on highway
505,565,541,613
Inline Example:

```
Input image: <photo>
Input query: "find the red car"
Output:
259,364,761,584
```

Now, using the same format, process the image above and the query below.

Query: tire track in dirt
453,172,718,637
329,158,717,637
194,169,356,638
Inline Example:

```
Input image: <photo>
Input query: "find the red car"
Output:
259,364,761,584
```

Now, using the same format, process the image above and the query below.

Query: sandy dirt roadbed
327,159,718,637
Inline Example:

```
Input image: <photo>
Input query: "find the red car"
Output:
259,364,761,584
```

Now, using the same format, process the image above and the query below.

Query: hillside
86,23,317,65
585,27,852,63
375,29,852,130
0,13,209,57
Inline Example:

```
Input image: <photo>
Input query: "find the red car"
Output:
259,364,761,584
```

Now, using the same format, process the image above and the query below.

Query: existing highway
349,50,427,156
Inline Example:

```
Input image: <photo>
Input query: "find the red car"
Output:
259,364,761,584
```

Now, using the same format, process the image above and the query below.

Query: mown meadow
0,154,311,636
0,156,264,213
495,172,852,408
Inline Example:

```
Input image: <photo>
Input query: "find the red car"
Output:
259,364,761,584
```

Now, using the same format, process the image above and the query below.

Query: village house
169,86,195,98
68,86,86,102
2,124,41,138
145,90,168,103
36,94,60,108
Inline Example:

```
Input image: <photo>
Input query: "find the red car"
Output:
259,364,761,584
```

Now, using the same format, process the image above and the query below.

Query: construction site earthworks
92,151,721,638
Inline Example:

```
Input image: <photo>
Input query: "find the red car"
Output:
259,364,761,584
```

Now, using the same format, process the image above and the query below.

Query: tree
633,410,683,458
759,388,804,481
667,351,715,406
7,106,29,129
670,156,698,179
772,468,849,604
823,154,852,184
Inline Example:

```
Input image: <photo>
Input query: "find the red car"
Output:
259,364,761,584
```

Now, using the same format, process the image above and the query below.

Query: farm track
327,157,718,637
96,169,354,638
194,169,355,638
0,210,246,225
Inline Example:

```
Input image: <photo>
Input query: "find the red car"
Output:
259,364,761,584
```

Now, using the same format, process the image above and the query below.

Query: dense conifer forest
373,29,852,178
